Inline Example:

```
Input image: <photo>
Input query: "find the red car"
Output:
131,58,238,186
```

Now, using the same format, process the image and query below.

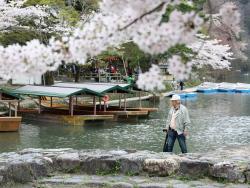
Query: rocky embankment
0,146,249,187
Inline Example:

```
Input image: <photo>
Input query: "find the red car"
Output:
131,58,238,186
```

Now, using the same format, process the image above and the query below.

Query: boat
235,83,250,93
217,82,236,92
168,92,197,99
0,88,22,132
11,85,114,126
179,92,197,98
196,88,218,93
0,117,22,132
52,82,157,118
235,89,250,93
217,88,235,92
196,82,218,93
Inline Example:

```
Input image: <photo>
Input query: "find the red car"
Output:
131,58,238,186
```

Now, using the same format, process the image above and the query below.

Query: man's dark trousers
166,128,187,153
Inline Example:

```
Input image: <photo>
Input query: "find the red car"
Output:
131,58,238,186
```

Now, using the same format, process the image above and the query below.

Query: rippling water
0,93,249,153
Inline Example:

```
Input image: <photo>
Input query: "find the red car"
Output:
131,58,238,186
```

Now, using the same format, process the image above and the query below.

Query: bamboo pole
69,96,71,115
15,104,17,117
99,97,101,110
8,102,11,117
50,97,53,107
18,101,20,111
104,101,106,112
93,96,96,115
69,96,74,116
38,96,41,114
139,91,142,108
119,93,121,108
153,94,156,108
124,94,127,111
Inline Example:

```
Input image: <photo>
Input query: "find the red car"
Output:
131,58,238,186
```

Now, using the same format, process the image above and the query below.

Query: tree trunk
42,71,54,86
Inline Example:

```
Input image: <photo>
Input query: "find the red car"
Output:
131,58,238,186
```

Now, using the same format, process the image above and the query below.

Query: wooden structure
0,89,22,132
83,82,158,112
19,109,113,125
11,85,113,125
52,83,155,119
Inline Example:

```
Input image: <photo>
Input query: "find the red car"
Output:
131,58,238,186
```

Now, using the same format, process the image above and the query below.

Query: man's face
171,100,180,109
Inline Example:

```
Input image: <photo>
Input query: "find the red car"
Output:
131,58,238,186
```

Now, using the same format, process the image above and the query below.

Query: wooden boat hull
75,105,153,117
107,106,158,113
235,89,250,93
18,109,113,126
197,88,218,93
41,102,152,118
0,117,22,132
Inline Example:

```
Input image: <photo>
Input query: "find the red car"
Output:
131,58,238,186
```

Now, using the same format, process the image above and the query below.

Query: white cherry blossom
136,64,165,92
0,0,240,90
219,2,241,37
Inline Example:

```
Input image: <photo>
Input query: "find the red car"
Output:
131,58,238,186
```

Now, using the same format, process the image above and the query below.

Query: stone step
0,147,250,186
15,174,250,188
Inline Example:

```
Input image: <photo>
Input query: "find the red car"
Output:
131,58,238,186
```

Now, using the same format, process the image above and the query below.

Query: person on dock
179,81,184,90
163,94,191,153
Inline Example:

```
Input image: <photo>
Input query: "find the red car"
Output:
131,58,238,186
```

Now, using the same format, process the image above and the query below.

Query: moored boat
0,88,22,132
0,117,22,132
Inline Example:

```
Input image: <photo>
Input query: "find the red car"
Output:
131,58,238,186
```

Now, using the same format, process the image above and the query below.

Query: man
179,81,184,90
163,94,191,153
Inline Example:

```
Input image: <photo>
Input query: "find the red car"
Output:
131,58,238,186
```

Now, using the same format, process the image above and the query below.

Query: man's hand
162,128,168,132
183,130,188,137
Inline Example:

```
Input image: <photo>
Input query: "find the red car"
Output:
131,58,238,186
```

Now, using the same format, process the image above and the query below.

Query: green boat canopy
0,88,23,100
82,82,145,91
84,82,133,90
11,85,104,98
53,83,133,94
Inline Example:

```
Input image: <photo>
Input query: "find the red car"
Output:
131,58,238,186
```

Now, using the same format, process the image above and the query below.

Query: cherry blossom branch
118,2,165,31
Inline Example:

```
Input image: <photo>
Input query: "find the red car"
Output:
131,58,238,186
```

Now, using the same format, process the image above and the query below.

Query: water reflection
0,93,249,153
0,132,20,151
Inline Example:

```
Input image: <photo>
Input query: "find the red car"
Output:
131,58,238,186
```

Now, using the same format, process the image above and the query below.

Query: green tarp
11,85,104,98
0,88,23,100
53,83,132,94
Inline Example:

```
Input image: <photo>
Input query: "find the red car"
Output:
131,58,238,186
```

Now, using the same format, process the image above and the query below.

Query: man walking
163,94,191,153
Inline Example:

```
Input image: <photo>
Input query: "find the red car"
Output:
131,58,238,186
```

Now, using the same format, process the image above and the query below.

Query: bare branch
118,2,165,31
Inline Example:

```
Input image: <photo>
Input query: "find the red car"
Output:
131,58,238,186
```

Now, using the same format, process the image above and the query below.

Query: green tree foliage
71,0,99,13
0,29,41,46
23,0,81,26
121,42,149,68
23,0,65,7
59,7,80,26
162,0,206,22
160,44,195,62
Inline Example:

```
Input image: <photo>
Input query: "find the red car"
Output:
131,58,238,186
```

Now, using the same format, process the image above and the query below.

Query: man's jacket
165,104,191,135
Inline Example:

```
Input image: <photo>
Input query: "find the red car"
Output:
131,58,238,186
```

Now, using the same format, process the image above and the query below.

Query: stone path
9,175,250,188
0,146,249,187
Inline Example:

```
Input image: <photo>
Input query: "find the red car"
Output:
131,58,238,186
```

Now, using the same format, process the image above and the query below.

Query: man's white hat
170,94,181,101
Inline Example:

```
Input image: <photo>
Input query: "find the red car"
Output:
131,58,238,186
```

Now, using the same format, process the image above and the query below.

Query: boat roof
0,88,23,100
53,82,132,94
83,82,133,89
87,82,144,91
11,85,104,98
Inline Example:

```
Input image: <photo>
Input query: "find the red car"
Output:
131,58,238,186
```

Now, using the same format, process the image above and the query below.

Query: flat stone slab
14,174,250,188
0,146,249,186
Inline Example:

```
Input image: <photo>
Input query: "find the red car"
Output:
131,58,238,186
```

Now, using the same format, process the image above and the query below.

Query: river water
0,93,249,153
